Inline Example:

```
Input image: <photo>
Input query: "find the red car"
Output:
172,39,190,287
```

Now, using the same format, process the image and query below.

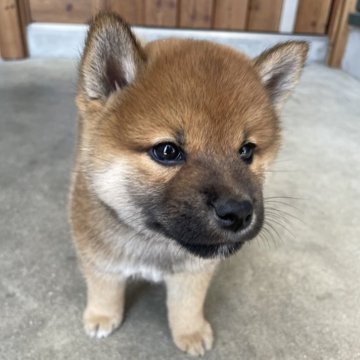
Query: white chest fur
103,261,166,282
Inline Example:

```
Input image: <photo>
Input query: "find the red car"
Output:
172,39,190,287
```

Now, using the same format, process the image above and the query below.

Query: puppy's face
77,14,308,258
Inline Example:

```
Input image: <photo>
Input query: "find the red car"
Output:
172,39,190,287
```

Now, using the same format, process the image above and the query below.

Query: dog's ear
253,41,308,111
79,13,145,101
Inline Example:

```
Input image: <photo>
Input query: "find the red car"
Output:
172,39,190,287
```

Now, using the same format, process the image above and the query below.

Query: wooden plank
213,0,249,30
144,0,177,27
295,0,333,34
29,0,93,23
327,0,344,39
19,0,31,23
0,0,27,59
108,0,145,25
91,0,108,14
247,0,283,32
178,0,214,29
327,0,357,67
18,0,30,56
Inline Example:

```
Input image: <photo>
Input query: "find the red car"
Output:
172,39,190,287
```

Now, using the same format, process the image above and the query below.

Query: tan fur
83,267,126,338
69,12,308,356
165,266,216,356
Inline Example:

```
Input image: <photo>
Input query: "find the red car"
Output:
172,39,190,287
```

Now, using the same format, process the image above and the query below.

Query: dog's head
77,13,308,258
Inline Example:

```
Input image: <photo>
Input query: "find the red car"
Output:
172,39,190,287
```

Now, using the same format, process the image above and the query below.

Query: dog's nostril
213,199,253,232
218,213,238,226
245,214,252,224
222,214,234,222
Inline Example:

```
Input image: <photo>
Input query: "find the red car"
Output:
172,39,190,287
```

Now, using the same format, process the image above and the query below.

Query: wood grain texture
0,0,27,59
178,0,214,28
108,0,145,25
91,0,108,14
213,0,249,30
247,0,283,32
295,0,333,34
19,0,31,23
327,0,343,39
144,0,177,26
29,0,93,23
327,0,357,67
18,0,30,56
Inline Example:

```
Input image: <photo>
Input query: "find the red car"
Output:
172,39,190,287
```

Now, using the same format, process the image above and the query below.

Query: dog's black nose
213,198,253,232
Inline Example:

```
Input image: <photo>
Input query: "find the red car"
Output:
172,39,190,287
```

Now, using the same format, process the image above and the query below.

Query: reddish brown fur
70,12,308,356
79,39,281,172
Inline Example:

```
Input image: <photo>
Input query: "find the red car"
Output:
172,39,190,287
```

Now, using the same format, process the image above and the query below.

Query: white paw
173,320,214,356
83,311,122,339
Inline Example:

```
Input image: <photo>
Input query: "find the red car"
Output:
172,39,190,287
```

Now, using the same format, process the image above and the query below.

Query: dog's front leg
165,266,216,356
82,266,126,339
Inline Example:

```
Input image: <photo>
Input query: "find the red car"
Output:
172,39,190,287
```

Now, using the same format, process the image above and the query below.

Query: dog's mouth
177,240,245,259
146,211,263,259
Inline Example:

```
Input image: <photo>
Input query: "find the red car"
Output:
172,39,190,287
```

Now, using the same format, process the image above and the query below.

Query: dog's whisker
256,231,270,250
265,207,305,225
264,195,305,201
264,200,301,212
264,223,282,248
265,217,296,241
260,225,276,249
263,169,302,173
265,209,295,224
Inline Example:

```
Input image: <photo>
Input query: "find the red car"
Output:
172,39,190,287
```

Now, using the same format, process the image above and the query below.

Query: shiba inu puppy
70,12,308,356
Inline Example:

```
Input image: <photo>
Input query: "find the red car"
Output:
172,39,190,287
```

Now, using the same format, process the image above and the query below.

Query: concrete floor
1,60,360,360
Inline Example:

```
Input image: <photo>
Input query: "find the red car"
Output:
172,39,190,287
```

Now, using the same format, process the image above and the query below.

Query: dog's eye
239,143,256,164
150,142,185,165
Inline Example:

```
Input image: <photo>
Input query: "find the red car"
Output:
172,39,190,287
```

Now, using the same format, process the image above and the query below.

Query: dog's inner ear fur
253,42,309,111
80,13,145,100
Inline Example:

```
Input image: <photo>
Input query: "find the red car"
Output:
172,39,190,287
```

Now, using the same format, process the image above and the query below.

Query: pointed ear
79,13,146,101
253,41,309,111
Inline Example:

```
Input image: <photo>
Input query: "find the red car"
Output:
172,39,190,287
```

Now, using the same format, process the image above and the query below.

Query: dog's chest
96,223,217,281
99,237,215,282
103,260,165,282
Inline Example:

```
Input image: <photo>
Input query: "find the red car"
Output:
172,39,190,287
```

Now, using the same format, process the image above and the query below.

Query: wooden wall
24,0,333,33
0,0,29,59
295,0,333,34
0,0,355,66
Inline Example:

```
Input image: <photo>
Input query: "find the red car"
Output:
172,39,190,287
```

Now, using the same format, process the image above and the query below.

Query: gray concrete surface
1,60,360,360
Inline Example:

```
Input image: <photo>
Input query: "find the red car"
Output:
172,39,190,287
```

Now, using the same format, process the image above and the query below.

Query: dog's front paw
83,309,123,339
172,320,213,357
